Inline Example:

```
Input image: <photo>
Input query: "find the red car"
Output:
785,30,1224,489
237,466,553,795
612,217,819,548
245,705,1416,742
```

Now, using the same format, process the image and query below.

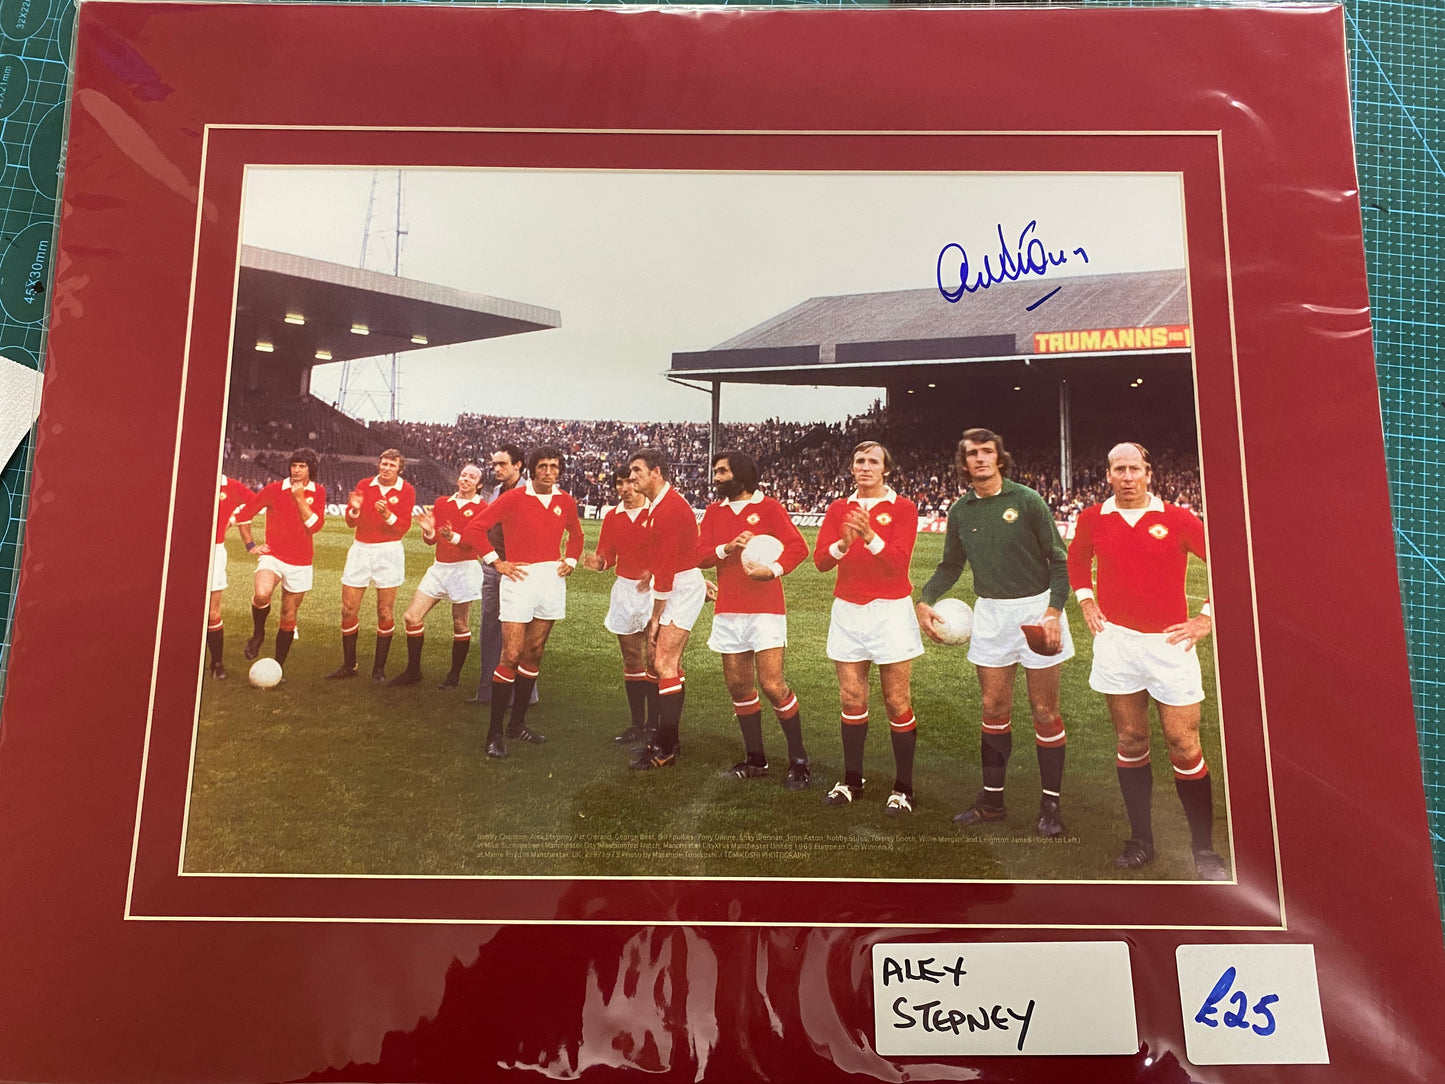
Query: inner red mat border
119,125,1278,928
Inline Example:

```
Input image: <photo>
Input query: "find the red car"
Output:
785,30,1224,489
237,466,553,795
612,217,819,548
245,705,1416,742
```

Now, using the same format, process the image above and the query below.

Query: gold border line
132,123,1278,930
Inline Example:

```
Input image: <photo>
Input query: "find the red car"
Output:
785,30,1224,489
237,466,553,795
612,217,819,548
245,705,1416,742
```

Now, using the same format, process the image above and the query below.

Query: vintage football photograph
186,166,1227,883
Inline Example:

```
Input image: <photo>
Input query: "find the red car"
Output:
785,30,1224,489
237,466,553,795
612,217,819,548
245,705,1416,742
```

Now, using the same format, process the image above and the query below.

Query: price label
1176,944,1329,1065
872,941,1137,1056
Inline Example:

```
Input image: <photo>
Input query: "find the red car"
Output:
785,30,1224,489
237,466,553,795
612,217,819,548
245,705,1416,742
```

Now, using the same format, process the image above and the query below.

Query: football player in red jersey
462,446,585,758
207,472,257,678
627,447,706,770
235,448,326,668
1068,442,1225,880
582,467,656,744
813,441,924,814
387,463,487,688
327,449,416,682
696,450,812,788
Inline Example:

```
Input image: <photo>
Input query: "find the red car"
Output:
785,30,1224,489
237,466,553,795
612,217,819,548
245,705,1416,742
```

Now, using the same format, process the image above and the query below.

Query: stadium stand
226,390,1202,518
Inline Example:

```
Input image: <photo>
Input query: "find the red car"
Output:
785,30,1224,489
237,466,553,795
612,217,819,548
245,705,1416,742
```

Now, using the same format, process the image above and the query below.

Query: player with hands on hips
1068,442,1225,880
461,446,584,758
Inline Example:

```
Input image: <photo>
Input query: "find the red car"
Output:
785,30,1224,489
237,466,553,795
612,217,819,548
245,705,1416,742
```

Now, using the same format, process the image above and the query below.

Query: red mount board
1,4,1440,1080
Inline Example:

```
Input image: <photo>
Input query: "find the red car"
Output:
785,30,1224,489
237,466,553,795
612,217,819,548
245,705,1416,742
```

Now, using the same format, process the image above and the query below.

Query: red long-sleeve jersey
461,482,584,566
595,503,651,581
695,492,807,615
813,489,918,604
427,493,487,563
645,483,699,597
344,474,415,543
236,480,326,566
215,475,256,544
1067,496,1206,632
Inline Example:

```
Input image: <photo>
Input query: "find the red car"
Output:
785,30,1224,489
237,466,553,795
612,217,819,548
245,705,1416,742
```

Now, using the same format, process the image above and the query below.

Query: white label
1176,944,1329,1065
872,941,1138,1056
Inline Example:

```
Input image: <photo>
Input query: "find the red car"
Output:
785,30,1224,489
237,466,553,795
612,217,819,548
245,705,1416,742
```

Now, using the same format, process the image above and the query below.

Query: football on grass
932,598,974,645
248,658,283,688
740,533,785,567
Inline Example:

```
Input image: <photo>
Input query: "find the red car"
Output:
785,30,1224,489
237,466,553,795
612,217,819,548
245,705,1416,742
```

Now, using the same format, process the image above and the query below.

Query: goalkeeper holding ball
916,428,1074,838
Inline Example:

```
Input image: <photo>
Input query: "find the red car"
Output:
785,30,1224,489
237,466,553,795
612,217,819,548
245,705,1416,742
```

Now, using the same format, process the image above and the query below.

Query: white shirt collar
451,493,483,506
649,481,673,509
525,479,557,502
725,490,766,513
1101,494,1164,516
219,471,228,487
847,486,897,505
371,475,404,495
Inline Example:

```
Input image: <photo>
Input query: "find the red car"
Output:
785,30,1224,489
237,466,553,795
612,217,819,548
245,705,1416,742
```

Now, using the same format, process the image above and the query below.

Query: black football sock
736,709,766,764
841,711,868,789
777,711,806,762
508,669,538,732
447,636,470,682
488,670,514,742
1117,762,1154,844
889,712,917,795
341,628,358,670
1037,746,1066,796
624,677,649,729
654,678,684,752
644,676,661,736
373,627,394,673
980,728,1013,805
1175,774,1215,852
251,603,270,641
206,626,224,667
404,632,424,675
275,627,295,666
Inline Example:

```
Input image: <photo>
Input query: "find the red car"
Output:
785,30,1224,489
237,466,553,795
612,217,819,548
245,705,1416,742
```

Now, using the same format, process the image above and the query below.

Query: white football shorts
499,561,568,623
416,559,484,604
256,553,314,594
1089,622,1204,706
657,568,707,632
341,539,406,590
826,596,924,665
708,611,788,655
211,542,228,591
604,575,652,635
967,590,1076,669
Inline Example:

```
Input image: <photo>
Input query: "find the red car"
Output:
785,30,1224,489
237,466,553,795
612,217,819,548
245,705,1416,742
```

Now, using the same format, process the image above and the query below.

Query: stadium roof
234,246,561,370
668,269,1189,386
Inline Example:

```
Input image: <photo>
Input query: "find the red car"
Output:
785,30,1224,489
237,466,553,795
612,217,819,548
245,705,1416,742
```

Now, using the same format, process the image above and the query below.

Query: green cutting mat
0,1,1440,899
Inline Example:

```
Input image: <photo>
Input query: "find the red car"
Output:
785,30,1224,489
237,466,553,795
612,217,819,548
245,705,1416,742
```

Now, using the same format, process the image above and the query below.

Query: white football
248,657,283,688
932,598,974,645
740,533,785,567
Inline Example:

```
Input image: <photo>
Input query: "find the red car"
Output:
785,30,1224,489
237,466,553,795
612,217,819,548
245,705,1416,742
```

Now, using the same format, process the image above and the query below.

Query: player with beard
462,445,584,758
235,448,326,668
387,463,488,688
627,447,706,770
696,450,812,788
582,466,656,744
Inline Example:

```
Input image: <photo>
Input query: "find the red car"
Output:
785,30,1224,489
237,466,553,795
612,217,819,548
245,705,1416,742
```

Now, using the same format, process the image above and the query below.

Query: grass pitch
185,523,1228,882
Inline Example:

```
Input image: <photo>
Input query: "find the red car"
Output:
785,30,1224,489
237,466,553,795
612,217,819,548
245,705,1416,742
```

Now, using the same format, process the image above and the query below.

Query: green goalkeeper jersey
918,479,1070,609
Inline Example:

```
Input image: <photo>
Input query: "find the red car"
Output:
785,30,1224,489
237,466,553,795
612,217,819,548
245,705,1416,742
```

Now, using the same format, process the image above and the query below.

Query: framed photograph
2,4,1441,1080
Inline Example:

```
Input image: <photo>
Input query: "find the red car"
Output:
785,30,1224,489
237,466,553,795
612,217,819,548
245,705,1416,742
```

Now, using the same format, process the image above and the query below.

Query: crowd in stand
225,396,1203,519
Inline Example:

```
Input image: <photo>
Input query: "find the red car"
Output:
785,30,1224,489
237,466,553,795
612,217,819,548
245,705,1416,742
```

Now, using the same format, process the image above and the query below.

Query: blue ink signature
937,221,1089,303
